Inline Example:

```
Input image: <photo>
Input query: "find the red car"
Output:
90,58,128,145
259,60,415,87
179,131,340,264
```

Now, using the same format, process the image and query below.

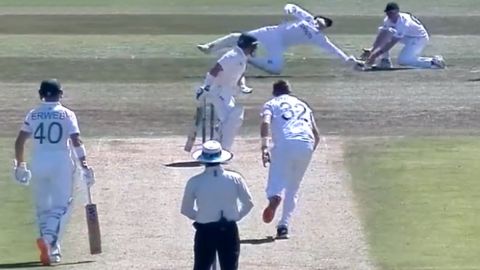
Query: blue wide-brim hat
192,140,233,164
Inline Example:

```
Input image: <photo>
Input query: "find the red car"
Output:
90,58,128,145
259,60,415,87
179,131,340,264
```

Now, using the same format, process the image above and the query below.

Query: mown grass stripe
0,15,478,35
0,57,475,83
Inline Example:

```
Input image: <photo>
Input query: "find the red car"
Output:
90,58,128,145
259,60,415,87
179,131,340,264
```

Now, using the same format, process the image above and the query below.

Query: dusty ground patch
54,137,374,270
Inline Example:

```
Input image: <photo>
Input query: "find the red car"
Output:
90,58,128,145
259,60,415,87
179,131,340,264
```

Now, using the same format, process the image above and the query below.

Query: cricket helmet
237,33,259,50
39,79,63,99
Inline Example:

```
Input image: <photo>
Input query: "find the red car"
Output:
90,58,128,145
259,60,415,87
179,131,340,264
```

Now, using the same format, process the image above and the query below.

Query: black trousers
193,221,240,270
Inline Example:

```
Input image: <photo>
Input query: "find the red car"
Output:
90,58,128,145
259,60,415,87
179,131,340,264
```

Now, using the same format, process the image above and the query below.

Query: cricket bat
184,106,202,152
85,186,102,254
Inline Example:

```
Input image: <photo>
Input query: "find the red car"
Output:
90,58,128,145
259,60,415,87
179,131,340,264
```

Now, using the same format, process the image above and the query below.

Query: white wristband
74,145,87,159
203,72,215,88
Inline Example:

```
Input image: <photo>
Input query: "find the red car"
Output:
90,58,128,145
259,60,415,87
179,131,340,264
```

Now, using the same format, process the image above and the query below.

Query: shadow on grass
467,78,480,81
240,236,275,245
0,260,94,269
164,161,203,168
363,67,415,72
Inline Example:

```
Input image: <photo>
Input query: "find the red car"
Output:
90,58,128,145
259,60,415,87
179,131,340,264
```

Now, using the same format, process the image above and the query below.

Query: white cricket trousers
266,140,313,227
30,152,75,247
207,87,244,151
382,36,433,68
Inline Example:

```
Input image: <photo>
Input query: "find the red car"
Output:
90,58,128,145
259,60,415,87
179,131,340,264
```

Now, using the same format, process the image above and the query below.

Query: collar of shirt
204,165,224,177
41,101,61,106
235,46,247,58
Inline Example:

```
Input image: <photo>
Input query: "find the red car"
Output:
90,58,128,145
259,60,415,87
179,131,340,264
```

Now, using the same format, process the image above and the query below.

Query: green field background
1,0,480,268
346,138,480,269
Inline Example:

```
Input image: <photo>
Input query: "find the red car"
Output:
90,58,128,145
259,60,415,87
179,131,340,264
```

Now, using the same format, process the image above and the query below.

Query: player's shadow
363,67,414,72
240,236,275,245
468,78,480,82
0,260,94,268
164,161,203,168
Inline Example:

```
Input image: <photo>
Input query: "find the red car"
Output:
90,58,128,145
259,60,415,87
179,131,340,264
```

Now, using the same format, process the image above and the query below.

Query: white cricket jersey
214,46,247,95
21,102,80,154
249,20,319,50
261,94,315,146
382,12,428,38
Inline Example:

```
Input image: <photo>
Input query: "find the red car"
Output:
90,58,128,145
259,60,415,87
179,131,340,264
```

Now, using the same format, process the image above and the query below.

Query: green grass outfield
346,137,480,269
1,0,480,268
0,139,37,265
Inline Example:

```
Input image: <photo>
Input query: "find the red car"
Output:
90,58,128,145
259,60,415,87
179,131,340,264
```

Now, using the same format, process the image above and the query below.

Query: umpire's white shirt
181,165,254,224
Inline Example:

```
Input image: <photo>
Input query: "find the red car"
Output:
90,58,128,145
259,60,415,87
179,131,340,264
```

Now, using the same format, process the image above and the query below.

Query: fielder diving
194,33,259,151
362,2,446,69
197,3,364,74
13,79,95,266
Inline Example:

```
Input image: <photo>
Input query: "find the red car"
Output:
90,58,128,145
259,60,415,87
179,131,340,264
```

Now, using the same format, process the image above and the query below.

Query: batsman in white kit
260,80,320,239
362,2,445,69
13,79,95,266
194,33,258,151
197,3,364,74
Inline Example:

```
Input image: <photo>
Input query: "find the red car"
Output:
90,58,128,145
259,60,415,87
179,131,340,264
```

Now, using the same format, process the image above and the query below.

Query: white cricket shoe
196,44,212,54
432,55,446,69
50,254,61,264
240,85,253,94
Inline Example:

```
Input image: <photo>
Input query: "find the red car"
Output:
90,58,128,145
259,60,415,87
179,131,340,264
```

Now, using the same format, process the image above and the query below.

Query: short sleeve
20,112,32,133
260,101,273,117
67,111,80,135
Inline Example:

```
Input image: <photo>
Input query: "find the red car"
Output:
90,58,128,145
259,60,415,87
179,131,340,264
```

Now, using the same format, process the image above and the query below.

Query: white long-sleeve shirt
181,165,254,224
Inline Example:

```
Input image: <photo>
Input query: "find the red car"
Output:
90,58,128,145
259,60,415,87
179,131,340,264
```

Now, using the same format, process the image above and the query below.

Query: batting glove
82,166,95,188
12,160,31,186
196,85,210,100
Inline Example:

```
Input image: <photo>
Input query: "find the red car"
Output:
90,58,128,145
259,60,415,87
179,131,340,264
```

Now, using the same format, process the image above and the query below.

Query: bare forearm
372,39,397,59
372,29,391,49
14,132,29,162
260,122,270,138
15,139,25,162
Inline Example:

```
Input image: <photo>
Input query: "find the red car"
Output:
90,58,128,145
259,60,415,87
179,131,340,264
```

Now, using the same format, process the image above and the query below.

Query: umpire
181,140,254,270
